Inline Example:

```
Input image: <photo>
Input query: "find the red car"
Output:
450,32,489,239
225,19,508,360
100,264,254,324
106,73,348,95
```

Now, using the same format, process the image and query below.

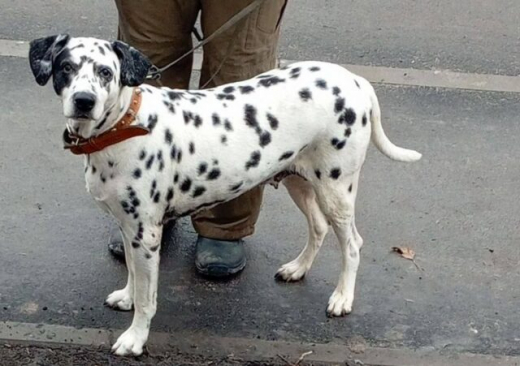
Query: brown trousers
115,0,287,240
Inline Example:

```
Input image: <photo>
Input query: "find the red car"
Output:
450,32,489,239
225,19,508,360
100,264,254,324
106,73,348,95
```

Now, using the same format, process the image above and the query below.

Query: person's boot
195,236,246,278
108,227,125,261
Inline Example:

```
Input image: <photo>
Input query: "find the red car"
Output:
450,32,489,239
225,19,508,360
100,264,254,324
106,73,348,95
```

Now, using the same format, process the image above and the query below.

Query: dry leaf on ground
392,246,416,260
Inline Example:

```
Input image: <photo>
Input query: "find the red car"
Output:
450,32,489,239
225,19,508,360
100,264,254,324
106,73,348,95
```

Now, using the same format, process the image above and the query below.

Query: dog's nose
73,92,96,113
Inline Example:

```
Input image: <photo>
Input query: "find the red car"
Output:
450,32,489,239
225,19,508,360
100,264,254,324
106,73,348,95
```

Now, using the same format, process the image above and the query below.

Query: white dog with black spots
29,35,421,356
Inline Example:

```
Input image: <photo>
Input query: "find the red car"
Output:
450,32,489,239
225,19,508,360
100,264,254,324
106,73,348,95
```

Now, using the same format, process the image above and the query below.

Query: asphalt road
1,0,520,364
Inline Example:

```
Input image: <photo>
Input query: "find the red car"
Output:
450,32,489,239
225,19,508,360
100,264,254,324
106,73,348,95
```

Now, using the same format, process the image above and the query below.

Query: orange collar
63,88,149,155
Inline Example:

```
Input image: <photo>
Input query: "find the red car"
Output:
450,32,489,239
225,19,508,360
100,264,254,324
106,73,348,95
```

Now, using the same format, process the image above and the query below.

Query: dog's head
29,35,151,136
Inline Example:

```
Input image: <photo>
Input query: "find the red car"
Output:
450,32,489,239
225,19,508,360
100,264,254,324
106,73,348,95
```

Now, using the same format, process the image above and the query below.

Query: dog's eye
63,63,73,73
99,68,112,79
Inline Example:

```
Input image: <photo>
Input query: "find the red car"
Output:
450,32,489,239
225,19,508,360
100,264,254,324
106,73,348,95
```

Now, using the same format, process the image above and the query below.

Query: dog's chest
84,159,121,203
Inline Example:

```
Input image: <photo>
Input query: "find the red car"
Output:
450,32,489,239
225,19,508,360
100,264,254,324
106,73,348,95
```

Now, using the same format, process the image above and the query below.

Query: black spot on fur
344,128,352,137
163,100,175,114
279,151,294,161
207,168,221,180
170,145,177,160
177,150,183,163
244,104,259,129
150,245,159,252
221,135,227,144
217,94,235,101
168,91,184,101
100,174,106,183
190,98,197,104
174,173,179,183
148,114,158,132
194,115,202,128
68,44,85,51
183,111,192,124
132,241,140,248
315,79,327,89
198,162,208,175
290,67,300,76
230,182,243,191
193,186,206,198
330,168,341,179
91,166,97,174
223,86,235,94
133,168,142,179
267,113,279,130
150,180,157,198
299,88,312,101
315,170,321,179
245,151,261,170
212,113,221,126
259,132,271,147
165,129,173,145
157,151,164,171
95,114,109,130
355,80,360,88
339,108,356,125
131,197,140,207
331,138,347,150
309,66,320,71
258,76,285,87
362,113,368,126
334,98,345,114
224,120,233,131
146,154,155,170
153,192,160,203
180,178,192,192
349,184,353,192
108,160,115,168
332,86,341,96
239,85,254,94
189,142,195,154
98,46,105,55
166,187,174,201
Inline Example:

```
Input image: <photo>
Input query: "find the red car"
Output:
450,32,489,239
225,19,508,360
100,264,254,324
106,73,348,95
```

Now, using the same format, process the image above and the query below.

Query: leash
146,0,266,84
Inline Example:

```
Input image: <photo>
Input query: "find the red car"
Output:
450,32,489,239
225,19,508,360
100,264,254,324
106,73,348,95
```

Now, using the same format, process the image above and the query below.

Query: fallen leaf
392,246,415,260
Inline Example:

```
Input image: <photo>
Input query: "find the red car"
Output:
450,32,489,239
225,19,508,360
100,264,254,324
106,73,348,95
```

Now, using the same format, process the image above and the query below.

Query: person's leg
109,0,200,259
114,0,200,89
192,0,287,276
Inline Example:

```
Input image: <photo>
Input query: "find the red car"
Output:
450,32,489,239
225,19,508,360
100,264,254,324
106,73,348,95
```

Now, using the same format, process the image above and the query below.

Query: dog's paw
112,326,148,356
275,260,308,282
326,290,353,317
105,288,133,311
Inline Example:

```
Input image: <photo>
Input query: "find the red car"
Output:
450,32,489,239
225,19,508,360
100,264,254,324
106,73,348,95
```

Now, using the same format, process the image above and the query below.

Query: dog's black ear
112,41,151,87
29,34,70,86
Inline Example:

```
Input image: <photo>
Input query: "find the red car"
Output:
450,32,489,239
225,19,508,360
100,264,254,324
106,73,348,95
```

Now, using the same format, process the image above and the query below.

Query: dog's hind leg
314,170,363,317
275,175,329,281
111,222,162,356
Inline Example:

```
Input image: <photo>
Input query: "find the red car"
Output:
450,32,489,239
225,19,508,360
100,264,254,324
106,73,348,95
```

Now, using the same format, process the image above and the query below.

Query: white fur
44,37,421,356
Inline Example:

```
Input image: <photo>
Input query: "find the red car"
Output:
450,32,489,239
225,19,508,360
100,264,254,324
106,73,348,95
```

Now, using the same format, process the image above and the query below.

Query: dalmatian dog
29,35,421,356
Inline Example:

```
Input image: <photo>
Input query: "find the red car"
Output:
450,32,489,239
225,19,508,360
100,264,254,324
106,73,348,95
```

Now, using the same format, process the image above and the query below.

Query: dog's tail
369,88,422,162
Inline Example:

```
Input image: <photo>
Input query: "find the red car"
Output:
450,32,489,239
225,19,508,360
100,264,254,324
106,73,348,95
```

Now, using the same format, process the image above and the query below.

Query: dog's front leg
105,227,135,311
112,222,162,356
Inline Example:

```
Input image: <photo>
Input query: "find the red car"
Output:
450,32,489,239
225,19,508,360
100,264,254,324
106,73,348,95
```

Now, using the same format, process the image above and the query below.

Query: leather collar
63,88,149,155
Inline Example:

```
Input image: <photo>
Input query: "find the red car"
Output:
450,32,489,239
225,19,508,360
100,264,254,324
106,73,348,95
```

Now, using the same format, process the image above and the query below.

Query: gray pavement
1,0,520,364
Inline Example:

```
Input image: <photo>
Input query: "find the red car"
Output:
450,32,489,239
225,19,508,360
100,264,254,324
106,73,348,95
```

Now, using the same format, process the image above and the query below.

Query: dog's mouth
71,114,92,120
